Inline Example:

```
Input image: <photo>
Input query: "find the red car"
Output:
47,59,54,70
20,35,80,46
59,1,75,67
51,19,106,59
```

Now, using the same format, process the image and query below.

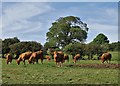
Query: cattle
100,52,112,63
74,54,81,63
45,55,51,61
63,54,69,62
53,51,64,67
28,50,44,64
16,51,32,65
36,50,44,64
6,53,12,64
28,52,37,64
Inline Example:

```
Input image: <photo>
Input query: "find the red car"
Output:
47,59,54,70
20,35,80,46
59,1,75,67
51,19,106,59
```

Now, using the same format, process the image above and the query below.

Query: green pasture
1,51,119,84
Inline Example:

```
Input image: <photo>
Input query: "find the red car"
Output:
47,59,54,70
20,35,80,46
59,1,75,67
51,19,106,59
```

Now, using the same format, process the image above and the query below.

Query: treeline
1,37,119,60
63,42,119,60
2,37,43,59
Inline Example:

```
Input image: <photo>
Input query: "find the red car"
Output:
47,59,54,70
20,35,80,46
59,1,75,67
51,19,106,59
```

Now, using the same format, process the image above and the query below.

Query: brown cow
45,55,51,61
101,52,112,63
28,50,44,64
63,54,69,62
53,51,64,67
74,54,81,63
36,50,44,64
28,52,37,64
16,51,32,65
6,53,12,64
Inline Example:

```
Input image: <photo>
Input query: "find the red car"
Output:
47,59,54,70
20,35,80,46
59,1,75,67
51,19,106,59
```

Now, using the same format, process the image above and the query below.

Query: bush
9,41,43,59
63,42,85,59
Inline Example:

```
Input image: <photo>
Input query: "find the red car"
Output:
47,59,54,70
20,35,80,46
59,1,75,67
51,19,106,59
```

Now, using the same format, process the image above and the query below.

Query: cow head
28,59,32,64
16,60,20,65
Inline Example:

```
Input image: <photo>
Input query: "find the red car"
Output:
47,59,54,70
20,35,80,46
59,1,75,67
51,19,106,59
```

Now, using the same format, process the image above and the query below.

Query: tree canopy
2,37,20,55
2,37,43,58
109,41,120,51
91,33,109,44
46,16,89,49
9,41,43,58
63,42,85,58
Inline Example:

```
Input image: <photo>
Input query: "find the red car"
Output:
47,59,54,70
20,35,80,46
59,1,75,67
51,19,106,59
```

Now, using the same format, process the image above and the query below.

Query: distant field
1,51,119,84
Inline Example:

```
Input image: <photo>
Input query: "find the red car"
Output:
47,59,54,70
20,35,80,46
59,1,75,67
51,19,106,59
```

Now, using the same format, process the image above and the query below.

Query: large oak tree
46,16,89,48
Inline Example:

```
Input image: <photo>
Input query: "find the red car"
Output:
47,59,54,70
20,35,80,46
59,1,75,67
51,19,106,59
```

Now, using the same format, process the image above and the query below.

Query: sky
1,0,120,2
1,1,119,45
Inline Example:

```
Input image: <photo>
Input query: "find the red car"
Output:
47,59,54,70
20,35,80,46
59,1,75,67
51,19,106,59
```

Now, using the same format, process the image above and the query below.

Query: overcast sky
1,0,120,2
1,1,118,45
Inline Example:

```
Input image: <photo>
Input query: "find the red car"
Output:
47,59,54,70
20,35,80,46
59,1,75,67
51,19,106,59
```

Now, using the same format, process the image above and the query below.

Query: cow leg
9,60,11,64
32,59,35,64
59,62,61,67
56,62,59,67
41,59,43,64
102,60,105,63
74,59,76,63
23,62,25,65
58,62,60,67
10,60,12,63
56,62,57,65
106,60,108,63
31,59,34,64
61,63,63,67
109,59,111,64
36,59,38,64
9,60,12,64
60,62,62,67
23,59,25,65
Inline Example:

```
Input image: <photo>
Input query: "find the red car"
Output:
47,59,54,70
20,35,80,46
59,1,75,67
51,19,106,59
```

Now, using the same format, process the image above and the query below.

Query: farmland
1,52,119,85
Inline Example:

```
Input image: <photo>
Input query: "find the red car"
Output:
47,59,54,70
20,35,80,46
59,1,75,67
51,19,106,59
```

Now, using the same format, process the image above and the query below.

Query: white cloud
88,23,117,31
2,3,52,32
85,7,118,43
2,2,52,28
2,2,53,44
2,19,46,45
86,7,118,24
3,20,43,34
87,23,118,43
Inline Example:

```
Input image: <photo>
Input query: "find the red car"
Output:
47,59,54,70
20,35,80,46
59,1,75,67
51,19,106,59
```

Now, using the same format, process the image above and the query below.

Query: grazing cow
6,53,12,64
74,54,81,63
36,50,44,64
45,55,51,61
28,50,44,64
53,51,64,67
101,52,112,63
63,54,69,62
16,51,32,65
28,52,37,64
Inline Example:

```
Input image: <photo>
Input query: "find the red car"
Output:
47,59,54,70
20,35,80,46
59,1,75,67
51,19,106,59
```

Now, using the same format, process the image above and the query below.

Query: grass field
1,52,119,85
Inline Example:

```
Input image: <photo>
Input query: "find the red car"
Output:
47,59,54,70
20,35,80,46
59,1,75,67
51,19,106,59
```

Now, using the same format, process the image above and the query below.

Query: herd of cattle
5,50,112,67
